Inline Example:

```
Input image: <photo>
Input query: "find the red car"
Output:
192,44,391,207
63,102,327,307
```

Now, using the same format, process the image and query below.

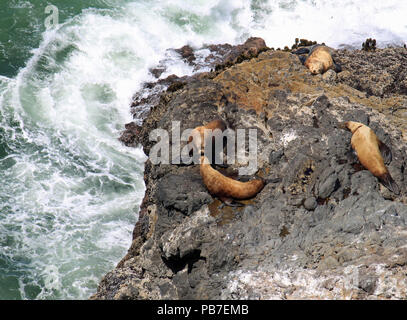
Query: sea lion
200,156,265,206
340,121,400,195
188,119,228,164
293,45,342,75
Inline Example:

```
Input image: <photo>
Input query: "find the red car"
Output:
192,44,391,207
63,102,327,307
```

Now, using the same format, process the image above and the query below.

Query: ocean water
0,0,406,300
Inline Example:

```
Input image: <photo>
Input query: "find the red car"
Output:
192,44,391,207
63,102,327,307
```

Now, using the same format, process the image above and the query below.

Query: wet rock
119,122,142,147
175,45,196,65
215,37,268,71
150,67,165,79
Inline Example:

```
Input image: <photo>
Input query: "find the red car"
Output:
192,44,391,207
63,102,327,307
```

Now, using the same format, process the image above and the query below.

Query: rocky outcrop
92,40,407,300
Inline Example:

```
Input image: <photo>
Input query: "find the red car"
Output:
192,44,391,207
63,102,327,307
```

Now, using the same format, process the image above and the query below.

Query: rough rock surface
91,40,407,300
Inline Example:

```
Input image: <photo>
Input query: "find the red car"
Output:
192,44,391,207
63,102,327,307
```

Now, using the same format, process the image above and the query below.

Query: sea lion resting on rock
190,120,265,205
200,156,265,206
340,121,400,195
293,45,342,75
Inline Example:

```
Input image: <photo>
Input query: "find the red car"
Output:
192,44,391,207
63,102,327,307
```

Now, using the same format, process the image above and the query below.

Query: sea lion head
338,121,364,134
188,119,228,156
188,127,204,155
308,61,324,75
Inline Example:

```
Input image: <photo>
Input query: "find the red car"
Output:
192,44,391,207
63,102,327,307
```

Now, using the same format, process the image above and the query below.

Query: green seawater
0,0,147,300
0,0,132,77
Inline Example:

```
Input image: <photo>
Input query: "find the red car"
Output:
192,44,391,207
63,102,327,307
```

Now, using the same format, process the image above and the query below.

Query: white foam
0,6,153,300
239,0,407,48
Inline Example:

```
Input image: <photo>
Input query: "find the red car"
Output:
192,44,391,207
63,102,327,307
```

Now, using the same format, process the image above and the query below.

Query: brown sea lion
293,45,342,75
200,156,265,205
188,119,228,164
340,121,400,195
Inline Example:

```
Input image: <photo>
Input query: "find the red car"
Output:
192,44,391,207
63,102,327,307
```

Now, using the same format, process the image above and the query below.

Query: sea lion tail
379,172,400,195
332,57,342,73
378,140,392,165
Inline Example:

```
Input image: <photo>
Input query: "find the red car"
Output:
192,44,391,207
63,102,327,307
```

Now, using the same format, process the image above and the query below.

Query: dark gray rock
269,149,284,164
157,173,212,216
317,170,339,199
304,197,317,211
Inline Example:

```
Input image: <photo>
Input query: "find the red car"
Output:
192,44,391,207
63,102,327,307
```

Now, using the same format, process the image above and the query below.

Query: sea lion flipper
345,148,358,164
333,61,342,73
298,55,307,65
292,48,310,55
331,56,342,73
379,173,400,195
377,140,392,164
219,197,244,207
